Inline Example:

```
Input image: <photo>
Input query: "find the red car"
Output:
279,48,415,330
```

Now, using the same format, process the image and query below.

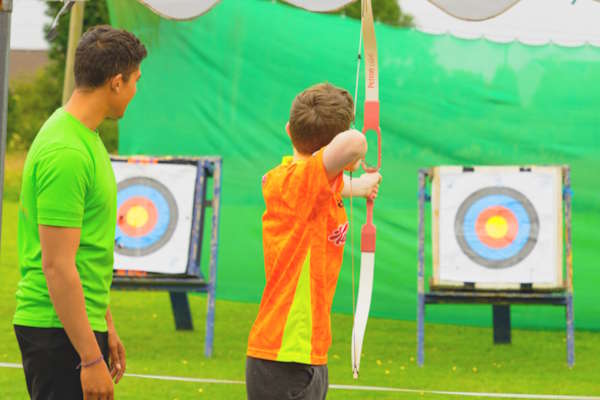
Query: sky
8,0,600,50
9,0,51,50
401,0,600,46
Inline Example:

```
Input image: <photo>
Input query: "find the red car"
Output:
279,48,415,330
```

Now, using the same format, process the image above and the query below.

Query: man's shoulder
36,108,86,143
30,112,89,161
27,140,92,179
29,140,89,165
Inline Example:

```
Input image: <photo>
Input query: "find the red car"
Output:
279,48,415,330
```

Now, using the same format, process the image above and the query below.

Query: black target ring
454,186,539,269
115,177,179,257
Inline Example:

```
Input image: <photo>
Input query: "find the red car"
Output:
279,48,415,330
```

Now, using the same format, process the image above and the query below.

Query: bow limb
351,200,376,378
351,251,375,378
351,0,381,379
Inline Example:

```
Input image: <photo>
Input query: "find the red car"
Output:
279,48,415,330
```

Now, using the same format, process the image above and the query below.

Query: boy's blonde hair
289,83,354,154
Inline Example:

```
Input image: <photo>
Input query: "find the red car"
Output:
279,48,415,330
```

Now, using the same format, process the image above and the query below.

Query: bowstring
353,21,363,127
350,170,356,372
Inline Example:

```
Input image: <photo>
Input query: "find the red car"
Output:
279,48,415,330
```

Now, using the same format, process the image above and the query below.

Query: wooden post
0,0,12,247
62,1,85,105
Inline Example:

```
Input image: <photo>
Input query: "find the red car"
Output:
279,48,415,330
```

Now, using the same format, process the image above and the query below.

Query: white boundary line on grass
1,362,599,400
0,362,22,369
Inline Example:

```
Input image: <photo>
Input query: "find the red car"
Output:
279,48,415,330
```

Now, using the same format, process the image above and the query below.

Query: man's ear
285,121,291,138
110,73,124,93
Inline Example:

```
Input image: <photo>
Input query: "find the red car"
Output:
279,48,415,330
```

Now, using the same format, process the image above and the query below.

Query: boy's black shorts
14,325,109,400
246,356,328,400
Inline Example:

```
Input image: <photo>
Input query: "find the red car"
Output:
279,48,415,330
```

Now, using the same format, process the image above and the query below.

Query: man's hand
81,360,114,400
108,327,126,384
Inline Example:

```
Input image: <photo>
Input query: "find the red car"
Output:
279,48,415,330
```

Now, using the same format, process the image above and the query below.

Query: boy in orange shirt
246,83,382,400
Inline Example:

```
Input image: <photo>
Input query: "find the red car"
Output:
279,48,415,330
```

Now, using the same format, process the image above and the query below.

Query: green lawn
1,152,599,399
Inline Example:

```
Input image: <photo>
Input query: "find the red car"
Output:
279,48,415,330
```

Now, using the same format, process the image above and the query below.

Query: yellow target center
485,215,508,239
126,206,149,228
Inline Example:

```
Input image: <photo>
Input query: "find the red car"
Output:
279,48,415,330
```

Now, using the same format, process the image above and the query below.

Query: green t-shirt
13,108,117,332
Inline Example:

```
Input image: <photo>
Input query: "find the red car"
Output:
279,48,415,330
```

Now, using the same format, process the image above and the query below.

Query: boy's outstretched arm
342,172,382,199
322,129,367,181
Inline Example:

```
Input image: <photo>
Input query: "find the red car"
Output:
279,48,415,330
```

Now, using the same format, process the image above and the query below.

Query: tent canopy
136,0,528,21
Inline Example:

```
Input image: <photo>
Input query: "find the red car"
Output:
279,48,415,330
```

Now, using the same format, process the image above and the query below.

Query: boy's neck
292,147,311,162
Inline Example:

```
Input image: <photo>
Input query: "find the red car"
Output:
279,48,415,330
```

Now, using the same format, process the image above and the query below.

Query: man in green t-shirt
13,25,147,400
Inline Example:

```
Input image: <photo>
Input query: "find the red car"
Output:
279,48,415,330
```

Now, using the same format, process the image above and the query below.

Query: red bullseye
475,206,518,249
117,196,158,237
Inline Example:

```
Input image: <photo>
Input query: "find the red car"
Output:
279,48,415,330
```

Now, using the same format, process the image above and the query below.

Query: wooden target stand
110,156,222,357
417,166,574,367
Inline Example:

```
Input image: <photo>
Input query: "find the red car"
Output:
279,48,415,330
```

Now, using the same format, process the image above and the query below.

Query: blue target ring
115,177,178,256
455,187,539,269
463,194,530,261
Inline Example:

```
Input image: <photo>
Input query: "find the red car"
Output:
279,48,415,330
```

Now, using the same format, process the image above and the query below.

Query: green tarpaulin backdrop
107,0,600,330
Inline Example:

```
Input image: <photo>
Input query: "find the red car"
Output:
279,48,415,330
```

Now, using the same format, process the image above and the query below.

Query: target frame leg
169,292,193,330
417,293,425,366
204,158,222,358
205,281,215,358
563,166,575,368
417,169,427,367
492,305,511,344
566,294,575,367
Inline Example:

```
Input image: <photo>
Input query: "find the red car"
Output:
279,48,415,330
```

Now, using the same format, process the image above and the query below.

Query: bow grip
361,198,376,252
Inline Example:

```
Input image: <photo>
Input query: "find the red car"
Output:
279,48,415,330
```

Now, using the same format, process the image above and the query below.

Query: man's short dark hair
74,25,147,88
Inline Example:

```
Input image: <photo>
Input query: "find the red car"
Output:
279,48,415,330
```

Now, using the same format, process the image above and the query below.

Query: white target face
112,162,198,274
433,166,563,289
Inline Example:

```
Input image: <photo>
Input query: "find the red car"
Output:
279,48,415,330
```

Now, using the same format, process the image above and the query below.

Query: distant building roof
8,50,49,83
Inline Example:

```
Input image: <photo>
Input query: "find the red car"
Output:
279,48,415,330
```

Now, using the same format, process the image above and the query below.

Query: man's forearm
45,262,103,363
106,306,115,332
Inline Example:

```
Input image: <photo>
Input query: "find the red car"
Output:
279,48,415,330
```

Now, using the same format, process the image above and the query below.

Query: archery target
116,177,179,257
112,162,198,274
434,166,563,288
454,187,539,269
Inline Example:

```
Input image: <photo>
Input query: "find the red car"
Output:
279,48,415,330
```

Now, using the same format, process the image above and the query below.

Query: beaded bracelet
77,355,104,370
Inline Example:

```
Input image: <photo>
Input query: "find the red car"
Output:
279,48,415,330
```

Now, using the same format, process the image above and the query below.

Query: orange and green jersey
247,149,348,365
